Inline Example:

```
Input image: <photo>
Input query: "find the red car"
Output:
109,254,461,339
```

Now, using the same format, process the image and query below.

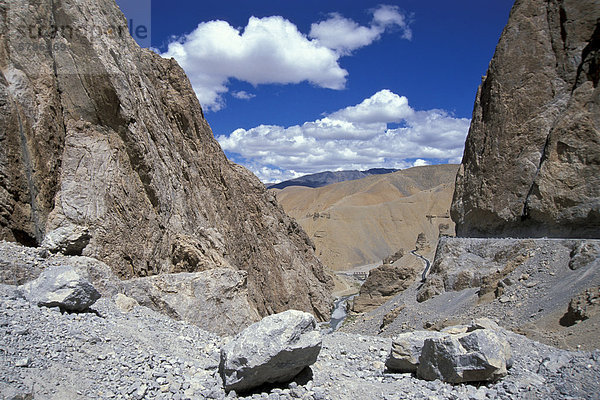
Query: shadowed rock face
451,0,600,238
0,0,331,320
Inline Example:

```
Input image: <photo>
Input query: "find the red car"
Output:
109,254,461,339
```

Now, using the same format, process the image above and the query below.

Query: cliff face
451,0,600,238
0,0,332,320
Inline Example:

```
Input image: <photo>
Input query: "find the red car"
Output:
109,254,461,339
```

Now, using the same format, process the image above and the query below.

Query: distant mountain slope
275,165,459,270
268,168,398,190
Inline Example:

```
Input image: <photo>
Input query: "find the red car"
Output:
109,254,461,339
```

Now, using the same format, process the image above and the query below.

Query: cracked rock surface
0,0,332,322
451,0,600,238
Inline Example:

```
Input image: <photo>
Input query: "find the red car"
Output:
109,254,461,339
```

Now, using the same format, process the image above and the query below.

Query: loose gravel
2,283,599,399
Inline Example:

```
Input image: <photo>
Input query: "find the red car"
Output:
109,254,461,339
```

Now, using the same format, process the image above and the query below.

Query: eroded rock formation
451,0,600,238
0,0,331,320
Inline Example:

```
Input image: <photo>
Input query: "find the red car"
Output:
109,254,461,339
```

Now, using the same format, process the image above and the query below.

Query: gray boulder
19,265,101,311
42,224,91,256
120,269,260,336
386,331,447,373
219,310,322,393
417,329,512,383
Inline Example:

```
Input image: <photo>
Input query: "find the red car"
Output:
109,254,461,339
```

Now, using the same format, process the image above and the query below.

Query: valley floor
2,283,599,400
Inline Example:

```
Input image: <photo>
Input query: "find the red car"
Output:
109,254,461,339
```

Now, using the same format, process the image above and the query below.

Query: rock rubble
1,283,599,399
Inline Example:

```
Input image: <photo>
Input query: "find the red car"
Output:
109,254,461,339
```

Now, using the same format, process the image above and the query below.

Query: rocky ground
342,238,600,352
2,280,600,400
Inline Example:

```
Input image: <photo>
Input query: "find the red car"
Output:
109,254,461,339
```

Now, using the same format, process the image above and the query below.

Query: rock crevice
452,0,600,238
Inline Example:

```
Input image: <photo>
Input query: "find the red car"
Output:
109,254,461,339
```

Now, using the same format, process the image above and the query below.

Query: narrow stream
327,294,357,332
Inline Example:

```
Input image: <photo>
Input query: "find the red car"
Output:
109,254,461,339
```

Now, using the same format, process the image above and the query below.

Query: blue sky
119,0,514,182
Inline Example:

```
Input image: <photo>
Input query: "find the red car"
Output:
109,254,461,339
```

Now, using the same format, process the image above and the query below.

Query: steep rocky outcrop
452,0,600,238
0,0,331,321
352,262,417,313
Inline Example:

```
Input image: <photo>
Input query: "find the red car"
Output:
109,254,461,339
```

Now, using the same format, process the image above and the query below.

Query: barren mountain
0,0,331,323
452,0,600,238
267,168,397,190
275,165,458,271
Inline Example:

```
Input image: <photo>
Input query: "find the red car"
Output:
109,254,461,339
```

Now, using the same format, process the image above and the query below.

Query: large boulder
119,269,260,336
560,286,600,326
19,265,101,311
417,329,512,383
386,331,447,373
219,310,322,393
353,263,417,313
451,0,600,238
41,224,91,256
385,319,502,373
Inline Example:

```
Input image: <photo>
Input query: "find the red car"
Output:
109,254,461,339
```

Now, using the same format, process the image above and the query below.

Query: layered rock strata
0,0,331,320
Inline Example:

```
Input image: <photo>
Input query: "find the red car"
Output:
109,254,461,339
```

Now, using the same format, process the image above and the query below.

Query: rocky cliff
451,0,600,238
0,0,332,320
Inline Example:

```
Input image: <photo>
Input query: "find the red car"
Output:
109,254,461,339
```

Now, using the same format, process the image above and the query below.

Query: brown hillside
276,165,459,271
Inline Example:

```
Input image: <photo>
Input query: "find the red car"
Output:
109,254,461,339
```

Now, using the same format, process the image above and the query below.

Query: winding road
411,249,431,282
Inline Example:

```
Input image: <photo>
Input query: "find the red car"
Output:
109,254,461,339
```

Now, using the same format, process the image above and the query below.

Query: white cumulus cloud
231,91,256,100
309,5,412,54
216,90,470,182
161,6,412,111
162,16,346,111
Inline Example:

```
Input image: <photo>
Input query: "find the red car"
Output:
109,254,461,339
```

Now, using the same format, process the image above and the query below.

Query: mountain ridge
267,168,398,190
276,164,458,271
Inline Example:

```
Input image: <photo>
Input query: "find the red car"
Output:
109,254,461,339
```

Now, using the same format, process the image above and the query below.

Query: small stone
442,325,468,334
13,326,29,335
170,382,181,393
115,294,139,313
135,384,147,398
15,357,31,367
372,361,385,370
